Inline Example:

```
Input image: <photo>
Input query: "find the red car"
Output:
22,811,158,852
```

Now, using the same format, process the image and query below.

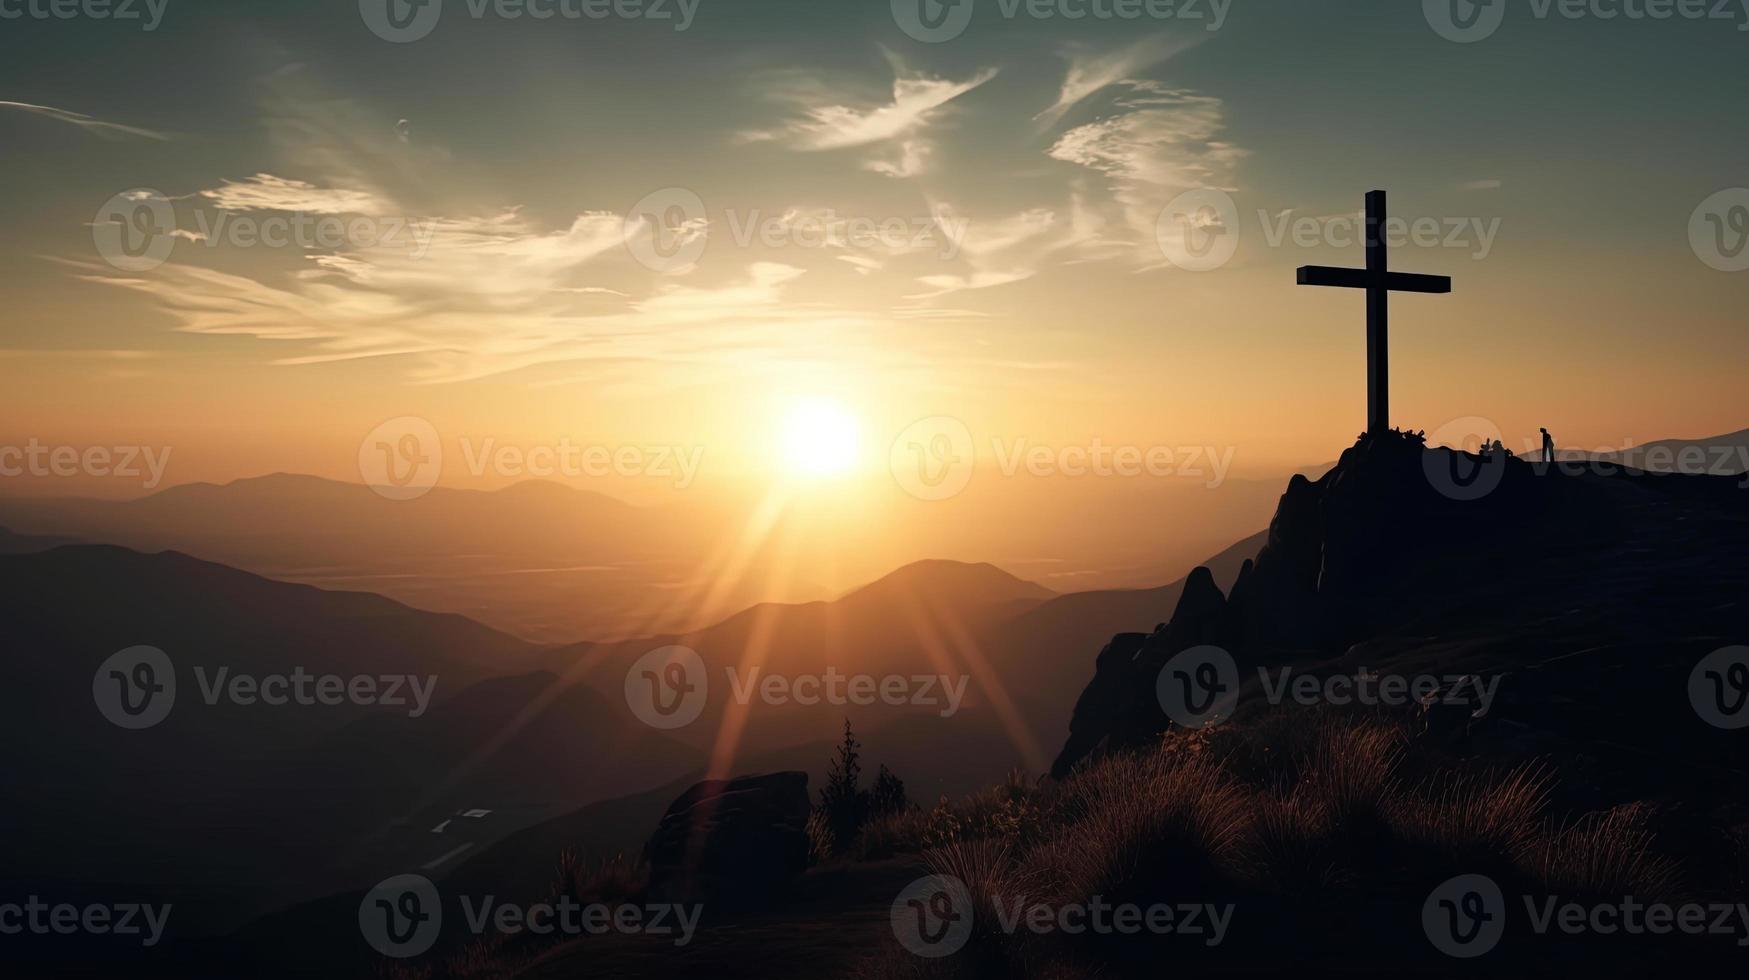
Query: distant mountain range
0,536,1232,938
0,545,685,933
0,467,1290,642
1581,426,1749,473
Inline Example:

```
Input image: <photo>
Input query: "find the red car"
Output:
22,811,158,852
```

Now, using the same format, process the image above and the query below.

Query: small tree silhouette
818,719,867,850
816,721,910,852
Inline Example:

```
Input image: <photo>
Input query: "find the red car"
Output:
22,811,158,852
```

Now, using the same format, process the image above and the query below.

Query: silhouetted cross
1297,190,1453,436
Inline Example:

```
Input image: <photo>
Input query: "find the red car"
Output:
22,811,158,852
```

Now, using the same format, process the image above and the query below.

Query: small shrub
851,806,932,861
924,794,962,849
871,764,909,817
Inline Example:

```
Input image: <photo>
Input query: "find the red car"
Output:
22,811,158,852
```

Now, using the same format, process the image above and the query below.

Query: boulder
644,771,811,909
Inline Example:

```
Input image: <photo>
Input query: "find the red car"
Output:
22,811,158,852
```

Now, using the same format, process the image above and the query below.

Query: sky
2,0,1746,500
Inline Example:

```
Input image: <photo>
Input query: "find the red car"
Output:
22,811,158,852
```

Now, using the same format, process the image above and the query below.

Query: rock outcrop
644,770,811,908
1051,430,1563,776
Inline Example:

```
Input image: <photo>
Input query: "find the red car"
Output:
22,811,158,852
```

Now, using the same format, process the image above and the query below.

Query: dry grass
1030,746,1248,911
1390,762,1554,872
852,708,1703,978
1522,801,1680,902
805,808,837,866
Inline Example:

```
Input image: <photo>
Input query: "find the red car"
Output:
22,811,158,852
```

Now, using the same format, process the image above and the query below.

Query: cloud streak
0,101,169,140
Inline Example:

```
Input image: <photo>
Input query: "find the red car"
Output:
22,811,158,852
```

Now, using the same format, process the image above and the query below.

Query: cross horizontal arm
1296,266,1453,294
1297,265,1368,288
1386,272,1453,294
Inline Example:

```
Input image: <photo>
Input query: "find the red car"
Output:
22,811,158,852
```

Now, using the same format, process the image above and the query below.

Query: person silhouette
1540,427,1554,463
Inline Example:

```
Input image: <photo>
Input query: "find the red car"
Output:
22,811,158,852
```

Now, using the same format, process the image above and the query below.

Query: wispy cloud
0,101,169,140
1047,80,1246,265
1460,178,1503,191
741,52,997,177
1034,35,1203,129
70,70,900,386
908,204,1076,300
199,174,390,214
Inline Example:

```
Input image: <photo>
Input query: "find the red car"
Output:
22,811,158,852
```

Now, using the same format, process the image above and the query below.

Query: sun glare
778,398,862,479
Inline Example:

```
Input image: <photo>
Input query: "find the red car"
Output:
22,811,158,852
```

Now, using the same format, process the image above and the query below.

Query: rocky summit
1052,429,1749,793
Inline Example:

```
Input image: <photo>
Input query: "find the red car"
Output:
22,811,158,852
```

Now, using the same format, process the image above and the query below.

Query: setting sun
777,398,862,479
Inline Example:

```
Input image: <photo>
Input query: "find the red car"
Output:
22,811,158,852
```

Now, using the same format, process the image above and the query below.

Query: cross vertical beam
1365,190,1389,437
1296,190,1454,437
